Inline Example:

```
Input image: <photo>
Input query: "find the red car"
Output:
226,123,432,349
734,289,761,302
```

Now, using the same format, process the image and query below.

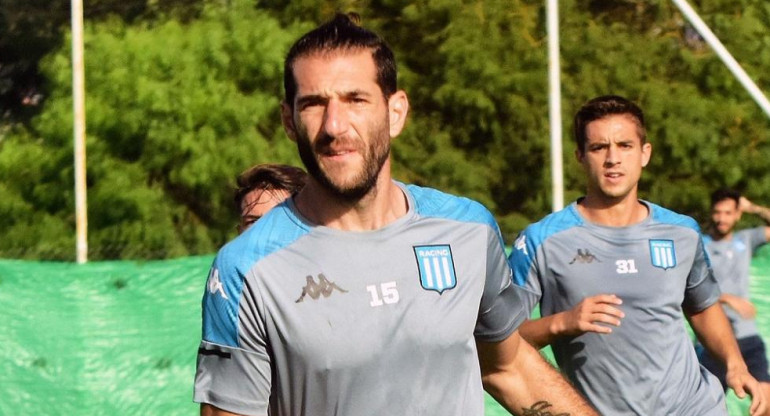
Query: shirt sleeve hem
194,390,268,416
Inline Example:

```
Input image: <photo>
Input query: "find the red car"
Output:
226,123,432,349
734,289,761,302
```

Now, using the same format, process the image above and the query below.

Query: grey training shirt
194,182,529,415
509,200,726,416
703,227,768,339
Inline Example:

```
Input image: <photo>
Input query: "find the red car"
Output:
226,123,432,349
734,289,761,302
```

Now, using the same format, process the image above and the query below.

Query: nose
604,145,619,166
323,99,349,138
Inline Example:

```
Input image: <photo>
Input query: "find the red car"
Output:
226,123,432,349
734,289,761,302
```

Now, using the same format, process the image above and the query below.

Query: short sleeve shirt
703,227,768,339
509,201,725,416
194,182,529,416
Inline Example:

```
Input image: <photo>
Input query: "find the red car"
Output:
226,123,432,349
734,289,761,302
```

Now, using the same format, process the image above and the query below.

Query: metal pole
547,0,564,211
671,0,770,118
71,0,88,263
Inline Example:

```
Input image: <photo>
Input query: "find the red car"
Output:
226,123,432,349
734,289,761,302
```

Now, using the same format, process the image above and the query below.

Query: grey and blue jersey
703,227,768,339
194,182,529,416
509,201,726,415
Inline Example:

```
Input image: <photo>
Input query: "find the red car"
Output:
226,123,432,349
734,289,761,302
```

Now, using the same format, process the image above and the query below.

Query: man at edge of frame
509,94,765,415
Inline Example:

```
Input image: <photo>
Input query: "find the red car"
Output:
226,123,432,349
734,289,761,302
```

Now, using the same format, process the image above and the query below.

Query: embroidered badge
649,239,676,269
413,244,457,294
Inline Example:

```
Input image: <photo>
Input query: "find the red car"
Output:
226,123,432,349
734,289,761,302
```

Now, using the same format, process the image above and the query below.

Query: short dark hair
234,164,307,208
710,188,741,208
573,95,646,154
283,12,397,108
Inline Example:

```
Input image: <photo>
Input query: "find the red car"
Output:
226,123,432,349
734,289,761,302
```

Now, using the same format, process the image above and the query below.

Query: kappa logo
650,239,677,269
569,249,601,264
413,244,457,294
295,273,348,303
207,268,228,300
514,234,528,256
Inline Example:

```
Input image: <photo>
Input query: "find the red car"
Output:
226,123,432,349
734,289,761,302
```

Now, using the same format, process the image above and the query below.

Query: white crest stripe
432,257,444,290
666,248,674,267
441,257,452,287
422,258,434,288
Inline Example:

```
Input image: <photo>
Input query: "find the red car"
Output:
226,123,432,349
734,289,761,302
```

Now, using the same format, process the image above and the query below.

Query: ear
641,142,652,168
387,90,409,138
575,148,585,164
281,101,298,142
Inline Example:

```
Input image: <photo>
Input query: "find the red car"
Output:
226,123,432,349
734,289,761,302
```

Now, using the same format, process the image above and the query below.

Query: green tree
3,0,770,259
1,1,304,259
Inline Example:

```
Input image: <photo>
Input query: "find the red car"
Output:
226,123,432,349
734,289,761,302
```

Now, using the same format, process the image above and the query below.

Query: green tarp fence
2,248,770,415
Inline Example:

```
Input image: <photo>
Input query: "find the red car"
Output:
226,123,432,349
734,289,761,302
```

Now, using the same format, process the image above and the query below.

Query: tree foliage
1,0,770,259
1,1,303,259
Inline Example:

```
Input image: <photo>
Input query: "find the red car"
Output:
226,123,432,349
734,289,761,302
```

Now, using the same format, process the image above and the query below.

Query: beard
296,119,391,203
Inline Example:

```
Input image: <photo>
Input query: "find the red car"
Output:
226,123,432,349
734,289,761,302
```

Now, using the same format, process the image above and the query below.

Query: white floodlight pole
671,0,770,118
547,0,564,211
71,0,88,263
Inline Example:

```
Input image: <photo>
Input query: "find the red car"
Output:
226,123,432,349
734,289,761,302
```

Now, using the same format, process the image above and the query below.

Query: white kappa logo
207,268,228,300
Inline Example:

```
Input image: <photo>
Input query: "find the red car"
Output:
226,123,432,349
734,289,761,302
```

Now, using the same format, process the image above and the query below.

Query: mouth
319,147,359,164
325,149,355,156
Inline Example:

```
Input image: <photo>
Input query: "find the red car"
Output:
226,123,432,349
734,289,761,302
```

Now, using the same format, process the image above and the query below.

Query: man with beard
193,13,596,416
699,189,770,414
509,95,765,415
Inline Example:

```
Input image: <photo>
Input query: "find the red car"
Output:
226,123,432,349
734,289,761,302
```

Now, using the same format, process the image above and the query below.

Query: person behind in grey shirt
509,95,765,415
699,188,770,412
194,12,597,416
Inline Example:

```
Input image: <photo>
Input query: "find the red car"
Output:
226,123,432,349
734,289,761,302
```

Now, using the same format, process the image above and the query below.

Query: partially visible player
509,95,765,415
234,164,306,233
194,13,597,416
699,189,770,413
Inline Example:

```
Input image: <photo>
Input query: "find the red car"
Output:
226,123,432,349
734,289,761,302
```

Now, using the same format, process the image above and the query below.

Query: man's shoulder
735,227,768,248
216,205,310,276
405,183,496,228
735,227,765,239
520,204,583,246
648,201,701,233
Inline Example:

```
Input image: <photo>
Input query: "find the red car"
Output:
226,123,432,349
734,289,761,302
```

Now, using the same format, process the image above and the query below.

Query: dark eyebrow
341,89,372,99
295,94,327,109
296,89,374,108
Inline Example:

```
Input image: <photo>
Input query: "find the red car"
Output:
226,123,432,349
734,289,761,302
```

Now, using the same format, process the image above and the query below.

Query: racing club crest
413,244,457,294
649,239,677,269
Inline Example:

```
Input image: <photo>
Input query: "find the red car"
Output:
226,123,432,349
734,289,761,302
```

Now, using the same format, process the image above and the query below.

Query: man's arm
740,197,770,240
688,303,766,416
477,330,598,415
201,404,247,416
518,294,624,350
719,292,757,319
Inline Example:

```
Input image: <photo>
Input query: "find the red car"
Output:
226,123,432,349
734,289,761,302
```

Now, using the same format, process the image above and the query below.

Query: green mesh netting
0,256,212,415
2,249,769,415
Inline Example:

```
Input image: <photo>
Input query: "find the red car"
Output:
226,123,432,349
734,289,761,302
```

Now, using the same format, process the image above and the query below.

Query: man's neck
294,176,408,231
577,192,649,227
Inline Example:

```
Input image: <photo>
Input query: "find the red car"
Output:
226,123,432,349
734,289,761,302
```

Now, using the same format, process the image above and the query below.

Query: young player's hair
710,188,741,209
283,12,397,108
234,164,307,209
573,95,647,154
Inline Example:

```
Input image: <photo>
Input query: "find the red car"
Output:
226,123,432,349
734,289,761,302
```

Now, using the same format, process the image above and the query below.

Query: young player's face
578,114,651,202
282,50,406,201
711,198,741,237
238,188,291,233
